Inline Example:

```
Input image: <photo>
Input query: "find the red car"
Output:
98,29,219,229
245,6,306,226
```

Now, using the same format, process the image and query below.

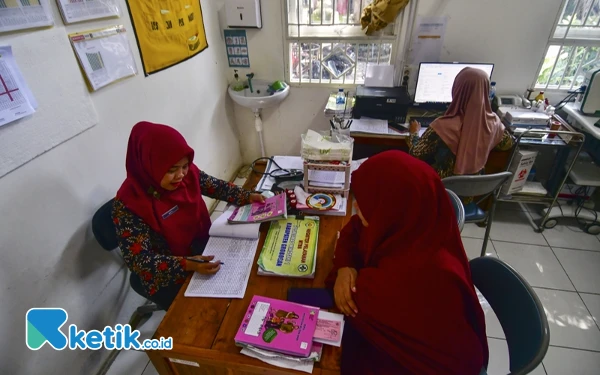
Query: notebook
228,193,287,224
235,296,320,357
184,207,261,299
257,216,319,278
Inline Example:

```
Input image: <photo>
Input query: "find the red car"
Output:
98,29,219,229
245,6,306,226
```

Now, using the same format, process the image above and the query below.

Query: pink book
228,193,287,224
234,295,320,357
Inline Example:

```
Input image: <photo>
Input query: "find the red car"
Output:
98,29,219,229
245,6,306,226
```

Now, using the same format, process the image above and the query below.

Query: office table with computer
350,62,509,173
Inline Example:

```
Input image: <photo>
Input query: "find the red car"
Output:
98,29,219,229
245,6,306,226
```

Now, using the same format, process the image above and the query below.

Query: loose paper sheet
0,0,54,33
409,16,447,64
69,25,137,91
57,0,120,24
0,45,35,127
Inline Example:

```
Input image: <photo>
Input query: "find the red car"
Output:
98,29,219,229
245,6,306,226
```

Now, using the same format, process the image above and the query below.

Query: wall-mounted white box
226,0,262,29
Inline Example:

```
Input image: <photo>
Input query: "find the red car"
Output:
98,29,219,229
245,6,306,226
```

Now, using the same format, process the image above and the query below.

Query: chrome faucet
246,73,254,93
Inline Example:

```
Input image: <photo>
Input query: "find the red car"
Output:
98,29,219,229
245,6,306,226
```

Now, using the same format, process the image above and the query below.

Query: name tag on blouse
162,205,179,219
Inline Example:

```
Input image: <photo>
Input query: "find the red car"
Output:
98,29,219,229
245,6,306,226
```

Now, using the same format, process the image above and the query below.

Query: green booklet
257,216,319,278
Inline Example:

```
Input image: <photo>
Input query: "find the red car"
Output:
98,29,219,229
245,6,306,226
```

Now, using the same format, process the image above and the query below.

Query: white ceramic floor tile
533,288,600,351
543,224,600,251
493,242,574,291
462,237,497,259
234,177,247,186
489,209,547,246
142,362,160,375
106,348,149,375
215,200,228,212
543,346,600,375
496,201,527,212
581,293,600,327
136,310,167,342
462,223,487,239
486,337,546,375
477,289,505,339
553,248,600,294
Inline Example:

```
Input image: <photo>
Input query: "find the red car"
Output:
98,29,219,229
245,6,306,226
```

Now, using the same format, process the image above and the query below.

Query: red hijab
116,122,211,256
338,151,488,374
430,67,505,175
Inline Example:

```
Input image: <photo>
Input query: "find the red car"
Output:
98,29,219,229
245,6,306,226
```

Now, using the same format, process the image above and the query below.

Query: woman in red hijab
326,150,488,375
408,67,513,179
112,122,264,309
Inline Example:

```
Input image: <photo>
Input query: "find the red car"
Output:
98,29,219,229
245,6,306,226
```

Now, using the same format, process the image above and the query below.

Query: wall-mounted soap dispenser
225,0,262,29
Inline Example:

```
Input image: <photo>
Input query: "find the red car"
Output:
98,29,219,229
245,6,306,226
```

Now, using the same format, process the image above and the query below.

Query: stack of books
235,296,344,373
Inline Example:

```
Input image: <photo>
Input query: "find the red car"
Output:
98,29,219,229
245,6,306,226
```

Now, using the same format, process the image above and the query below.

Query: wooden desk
351,131,510,174
147,165,349,375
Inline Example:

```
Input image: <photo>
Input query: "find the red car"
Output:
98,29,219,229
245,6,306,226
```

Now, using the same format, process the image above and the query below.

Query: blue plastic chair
470,257,550,375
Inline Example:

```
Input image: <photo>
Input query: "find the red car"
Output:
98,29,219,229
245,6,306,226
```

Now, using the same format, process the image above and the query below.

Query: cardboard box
501,150,539,195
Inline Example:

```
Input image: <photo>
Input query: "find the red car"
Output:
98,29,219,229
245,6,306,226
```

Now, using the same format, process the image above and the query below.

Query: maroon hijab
116,122,211,256
336,151,488,374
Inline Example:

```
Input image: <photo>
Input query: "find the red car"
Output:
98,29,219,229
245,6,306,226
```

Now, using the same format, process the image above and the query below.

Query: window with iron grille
534,0,600,91
284,0,406,86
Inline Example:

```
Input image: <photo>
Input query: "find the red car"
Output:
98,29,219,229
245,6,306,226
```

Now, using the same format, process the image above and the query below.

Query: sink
227,79,290,111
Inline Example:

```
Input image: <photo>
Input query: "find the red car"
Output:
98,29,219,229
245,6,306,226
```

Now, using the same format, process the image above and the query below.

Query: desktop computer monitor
413,62,495,107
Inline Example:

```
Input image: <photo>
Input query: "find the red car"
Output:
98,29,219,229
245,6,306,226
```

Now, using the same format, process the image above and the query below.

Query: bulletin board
0,28,98,179
126,0,208,76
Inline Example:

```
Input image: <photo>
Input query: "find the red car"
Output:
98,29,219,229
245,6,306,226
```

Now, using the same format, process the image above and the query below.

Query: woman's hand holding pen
185,255,221,275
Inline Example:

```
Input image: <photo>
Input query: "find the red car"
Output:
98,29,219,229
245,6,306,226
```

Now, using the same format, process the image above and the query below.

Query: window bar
563,0,582,40
376,41,381,64
581,0,595,26
557,46,577,89
298,42,302,83
346,0,350,24
353,43,358,84
343,44,347,85
320,0,323,25
545,44,565,89
308,0,312,25
357,0,364,25
297,0,300,36
309,42,313,83
329,43,333,84
319,42,323,84
570,46,587,90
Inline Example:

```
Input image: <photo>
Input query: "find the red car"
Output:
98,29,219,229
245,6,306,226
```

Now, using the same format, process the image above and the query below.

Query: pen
185,258,225,265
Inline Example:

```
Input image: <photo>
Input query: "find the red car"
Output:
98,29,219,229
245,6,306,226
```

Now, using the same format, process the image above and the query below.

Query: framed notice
224,29,250,68
125,0,208,76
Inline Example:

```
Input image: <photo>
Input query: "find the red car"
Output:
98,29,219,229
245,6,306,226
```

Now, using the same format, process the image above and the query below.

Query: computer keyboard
409,116,437,127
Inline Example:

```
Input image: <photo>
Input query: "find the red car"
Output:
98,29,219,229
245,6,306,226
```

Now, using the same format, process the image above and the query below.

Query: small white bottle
336,88,345,105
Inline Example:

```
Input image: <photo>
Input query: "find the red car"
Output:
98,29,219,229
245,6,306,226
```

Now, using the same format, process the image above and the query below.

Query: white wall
227,0,564,163
0,1,241,374
415,0,563,95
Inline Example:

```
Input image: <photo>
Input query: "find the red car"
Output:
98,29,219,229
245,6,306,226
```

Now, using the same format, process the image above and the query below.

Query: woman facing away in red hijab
112,122,265,310
326,150,489,375
408,67,513,180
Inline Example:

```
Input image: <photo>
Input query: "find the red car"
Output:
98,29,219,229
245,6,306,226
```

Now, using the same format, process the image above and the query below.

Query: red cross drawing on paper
0,74,18,101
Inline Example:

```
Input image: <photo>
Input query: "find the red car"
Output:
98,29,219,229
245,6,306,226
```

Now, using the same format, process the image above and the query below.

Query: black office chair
470,257,550,375
92,199,161,375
